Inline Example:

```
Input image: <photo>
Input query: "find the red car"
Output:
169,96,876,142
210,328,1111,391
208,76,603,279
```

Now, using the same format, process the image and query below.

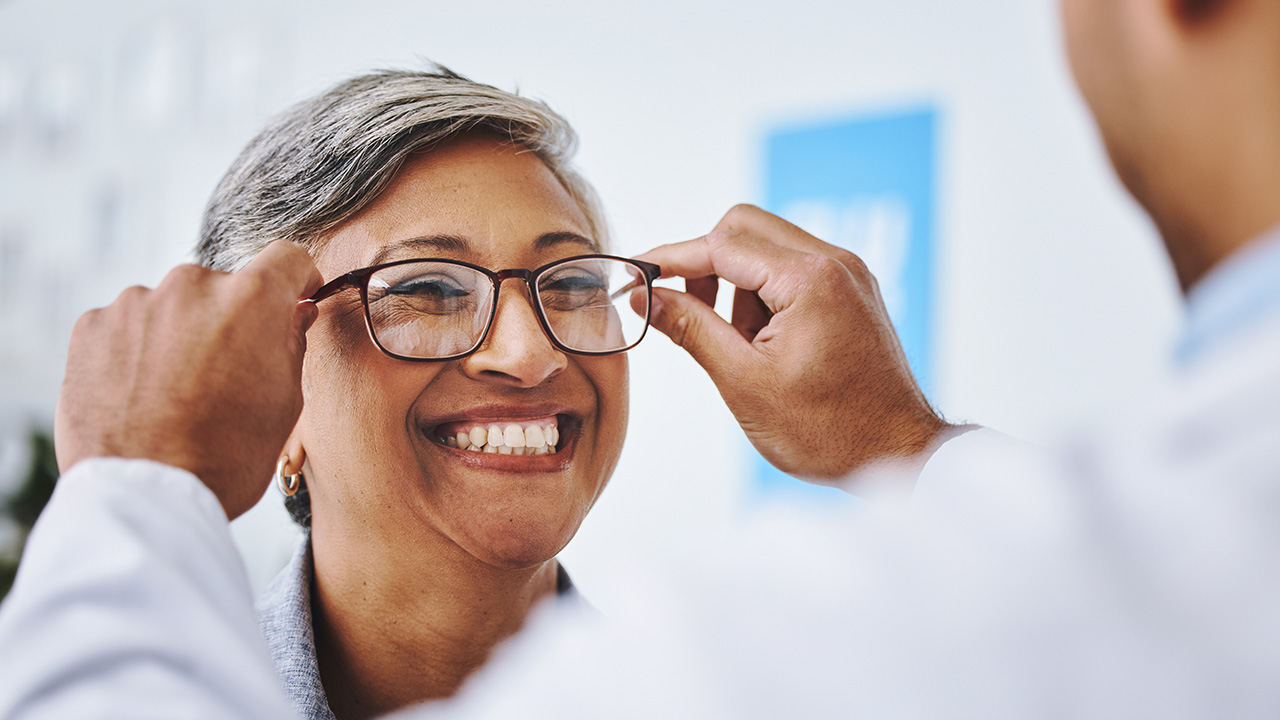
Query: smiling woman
195,67,648,720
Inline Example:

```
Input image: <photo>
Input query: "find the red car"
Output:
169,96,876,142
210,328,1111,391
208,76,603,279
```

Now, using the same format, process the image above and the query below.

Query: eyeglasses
304,254,662,361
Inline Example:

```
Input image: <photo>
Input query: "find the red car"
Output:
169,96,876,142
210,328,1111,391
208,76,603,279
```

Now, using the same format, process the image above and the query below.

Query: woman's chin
456,516,579,570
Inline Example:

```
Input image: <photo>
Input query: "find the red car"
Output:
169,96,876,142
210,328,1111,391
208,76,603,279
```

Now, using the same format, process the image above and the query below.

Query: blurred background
0,0,1180,609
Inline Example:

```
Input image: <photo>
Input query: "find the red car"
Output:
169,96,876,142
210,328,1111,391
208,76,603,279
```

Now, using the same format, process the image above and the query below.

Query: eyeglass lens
364,257,650,359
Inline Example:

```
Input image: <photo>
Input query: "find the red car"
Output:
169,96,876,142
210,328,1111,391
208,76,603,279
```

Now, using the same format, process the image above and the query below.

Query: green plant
1,429,59,601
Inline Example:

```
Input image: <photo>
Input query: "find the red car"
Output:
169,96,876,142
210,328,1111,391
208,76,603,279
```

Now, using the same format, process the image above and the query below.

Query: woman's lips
431,414,565,456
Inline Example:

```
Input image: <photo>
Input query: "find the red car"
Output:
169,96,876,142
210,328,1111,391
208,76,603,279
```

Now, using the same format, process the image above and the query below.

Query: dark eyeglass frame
303,254,662,362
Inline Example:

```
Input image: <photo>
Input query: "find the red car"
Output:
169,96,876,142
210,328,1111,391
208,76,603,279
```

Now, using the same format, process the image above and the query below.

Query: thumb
649,287,753,382
287,301,318,362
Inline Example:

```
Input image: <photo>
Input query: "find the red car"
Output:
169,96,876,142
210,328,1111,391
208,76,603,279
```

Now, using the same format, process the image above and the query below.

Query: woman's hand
636,204,949,481
54,240,323,519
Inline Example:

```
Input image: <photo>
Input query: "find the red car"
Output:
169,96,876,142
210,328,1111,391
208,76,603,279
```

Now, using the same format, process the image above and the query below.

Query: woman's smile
435,416,562,456
424,406,582,471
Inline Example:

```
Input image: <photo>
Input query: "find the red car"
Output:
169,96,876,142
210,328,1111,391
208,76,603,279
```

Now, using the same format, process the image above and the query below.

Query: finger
637,232,782,293
288,301,319,360
155,264,212,295
730,287,771,341
638,232,811,315
242,240,324,301
712,204,863,273
648,286,754,382
685,276,719,309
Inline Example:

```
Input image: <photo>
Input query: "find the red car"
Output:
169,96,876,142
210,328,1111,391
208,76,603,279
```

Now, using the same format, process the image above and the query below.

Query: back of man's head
1061,0,1280,290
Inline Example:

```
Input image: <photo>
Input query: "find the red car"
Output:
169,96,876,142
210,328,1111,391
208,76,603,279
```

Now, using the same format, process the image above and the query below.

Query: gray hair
196,64,608,271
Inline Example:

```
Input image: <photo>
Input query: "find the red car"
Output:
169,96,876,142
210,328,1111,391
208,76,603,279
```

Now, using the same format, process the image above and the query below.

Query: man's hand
637,205,949,480
54,241,323,519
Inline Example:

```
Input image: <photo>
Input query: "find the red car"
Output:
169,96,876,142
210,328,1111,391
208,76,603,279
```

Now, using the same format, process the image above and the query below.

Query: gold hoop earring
276,456,304,497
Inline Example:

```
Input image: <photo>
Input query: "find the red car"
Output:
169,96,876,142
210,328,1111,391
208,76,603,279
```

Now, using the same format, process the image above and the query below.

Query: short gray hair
196,65,608,271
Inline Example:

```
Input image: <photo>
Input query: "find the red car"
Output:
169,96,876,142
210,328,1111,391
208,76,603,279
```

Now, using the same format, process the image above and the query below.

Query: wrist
883,404,947,456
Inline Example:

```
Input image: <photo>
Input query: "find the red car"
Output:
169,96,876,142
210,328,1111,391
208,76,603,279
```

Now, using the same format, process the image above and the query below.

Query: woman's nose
460,279,567,387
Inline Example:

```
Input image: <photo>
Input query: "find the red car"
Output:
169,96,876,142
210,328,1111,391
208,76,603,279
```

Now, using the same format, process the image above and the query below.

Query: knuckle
803,255,860,295
70,307,102,335
702,228,737,249
165,263,211,287
808,253,848,278
116,284,150,306
831,247,865,275
716,204,759,232
155,264,214,299
235,270,268,299
667,307,694,349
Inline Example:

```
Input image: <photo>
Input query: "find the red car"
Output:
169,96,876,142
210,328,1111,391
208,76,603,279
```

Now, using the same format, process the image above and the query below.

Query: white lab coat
3,297,1280,718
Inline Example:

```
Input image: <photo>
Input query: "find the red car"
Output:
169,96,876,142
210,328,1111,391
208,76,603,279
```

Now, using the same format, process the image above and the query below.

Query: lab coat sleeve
0,458,295,720
911,427,1035,512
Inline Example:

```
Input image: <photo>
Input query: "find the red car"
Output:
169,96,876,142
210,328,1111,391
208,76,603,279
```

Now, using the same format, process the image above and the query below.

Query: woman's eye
388,276,470,299
542,271,607,294
375,274,480,318
540,270,609,311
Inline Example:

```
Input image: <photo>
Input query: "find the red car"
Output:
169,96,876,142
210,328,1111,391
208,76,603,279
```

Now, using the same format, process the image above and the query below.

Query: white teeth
504,424,525,448
439,418,562,455
525,425,546,448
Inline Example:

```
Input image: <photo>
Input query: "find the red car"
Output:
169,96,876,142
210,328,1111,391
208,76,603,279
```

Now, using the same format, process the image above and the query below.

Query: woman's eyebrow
535,231,599,253
368,231,597,267
370,235,469,265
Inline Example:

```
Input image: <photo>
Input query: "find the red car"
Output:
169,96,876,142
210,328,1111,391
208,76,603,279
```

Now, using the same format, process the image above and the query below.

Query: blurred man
3,0,1280,717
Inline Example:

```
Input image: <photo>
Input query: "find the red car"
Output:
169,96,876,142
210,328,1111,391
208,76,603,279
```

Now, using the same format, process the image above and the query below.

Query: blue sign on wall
754,107,939,501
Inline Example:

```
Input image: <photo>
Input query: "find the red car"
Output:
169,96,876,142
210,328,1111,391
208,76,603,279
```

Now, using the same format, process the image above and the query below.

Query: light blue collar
1177,226,1280,365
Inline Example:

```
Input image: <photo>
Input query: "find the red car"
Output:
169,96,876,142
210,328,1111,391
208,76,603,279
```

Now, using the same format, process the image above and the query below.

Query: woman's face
297,133,627,569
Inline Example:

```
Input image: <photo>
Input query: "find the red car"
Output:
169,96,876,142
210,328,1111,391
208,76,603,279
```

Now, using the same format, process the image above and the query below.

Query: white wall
0,0,1182,608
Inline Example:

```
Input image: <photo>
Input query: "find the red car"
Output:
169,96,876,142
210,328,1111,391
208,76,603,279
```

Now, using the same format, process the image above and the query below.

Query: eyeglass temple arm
299,272,362,305
606,260,662,302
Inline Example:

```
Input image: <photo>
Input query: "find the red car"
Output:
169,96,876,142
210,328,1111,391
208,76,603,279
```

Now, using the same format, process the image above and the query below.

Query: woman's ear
279,429,307,477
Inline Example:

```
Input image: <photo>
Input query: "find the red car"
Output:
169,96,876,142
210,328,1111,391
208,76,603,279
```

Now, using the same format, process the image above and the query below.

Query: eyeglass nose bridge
478,267,557,352
491,268,536,284
489,267,539,301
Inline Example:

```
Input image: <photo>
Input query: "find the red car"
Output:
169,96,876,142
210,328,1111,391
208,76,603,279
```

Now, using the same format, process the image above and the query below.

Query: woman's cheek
589,355,629,465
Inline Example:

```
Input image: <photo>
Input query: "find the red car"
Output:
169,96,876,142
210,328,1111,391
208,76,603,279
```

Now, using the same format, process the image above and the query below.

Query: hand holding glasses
303,255,661,361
